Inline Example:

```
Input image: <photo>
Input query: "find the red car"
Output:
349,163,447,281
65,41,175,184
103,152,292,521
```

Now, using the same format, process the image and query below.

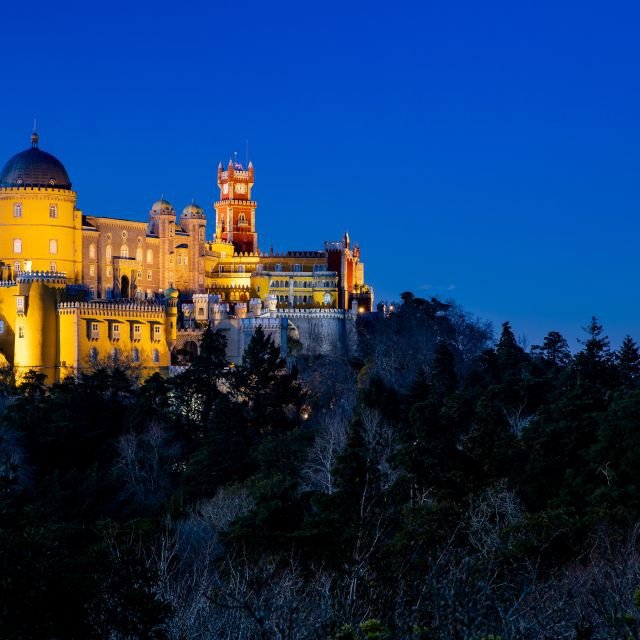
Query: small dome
0,133,71,190
150,199,174,214
181,203,204,218
164,286,179,299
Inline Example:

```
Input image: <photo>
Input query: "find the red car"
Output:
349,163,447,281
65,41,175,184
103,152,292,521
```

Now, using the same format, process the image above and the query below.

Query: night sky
2,0,639,347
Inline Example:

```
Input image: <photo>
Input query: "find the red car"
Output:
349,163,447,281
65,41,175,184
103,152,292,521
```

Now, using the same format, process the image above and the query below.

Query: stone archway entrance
121,275,130,298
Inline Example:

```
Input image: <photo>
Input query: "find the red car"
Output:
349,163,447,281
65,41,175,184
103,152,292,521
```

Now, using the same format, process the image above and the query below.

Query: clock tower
214,158,258,254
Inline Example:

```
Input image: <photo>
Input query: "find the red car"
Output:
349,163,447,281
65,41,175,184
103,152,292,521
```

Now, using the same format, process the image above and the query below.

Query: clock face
223,183,229,195
235,182,247,194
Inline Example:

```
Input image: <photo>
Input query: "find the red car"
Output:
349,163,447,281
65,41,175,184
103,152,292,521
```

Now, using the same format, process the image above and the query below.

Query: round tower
148,199,176,290
13,271,66,383
0,131,82,283
179,203,206,293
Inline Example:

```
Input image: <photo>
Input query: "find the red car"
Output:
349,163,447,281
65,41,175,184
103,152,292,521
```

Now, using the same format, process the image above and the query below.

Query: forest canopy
2,296,640,639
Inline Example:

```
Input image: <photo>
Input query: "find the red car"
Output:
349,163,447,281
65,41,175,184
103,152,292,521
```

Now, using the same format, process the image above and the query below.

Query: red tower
214,158,257,254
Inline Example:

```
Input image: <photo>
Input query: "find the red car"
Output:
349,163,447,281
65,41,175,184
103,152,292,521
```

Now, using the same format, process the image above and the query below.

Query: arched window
49,204,58,219
132,347,140,363
89,243,96,259
120,244,129,258
238,213,246,224
13,239,22,254
237,265,245,273
136,247,143,262
106,245,112,262
146,249,153,264
152,349,160,363
13,203,22,218
90,347,99,363
49,239,58,254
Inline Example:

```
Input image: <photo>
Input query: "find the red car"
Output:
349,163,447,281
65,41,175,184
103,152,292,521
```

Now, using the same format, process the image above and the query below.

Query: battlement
58,299,165,317
0,279,17,288
324,241,344,251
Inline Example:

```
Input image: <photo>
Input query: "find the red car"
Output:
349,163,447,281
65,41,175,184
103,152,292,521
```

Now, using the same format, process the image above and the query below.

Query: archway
121,275,130,298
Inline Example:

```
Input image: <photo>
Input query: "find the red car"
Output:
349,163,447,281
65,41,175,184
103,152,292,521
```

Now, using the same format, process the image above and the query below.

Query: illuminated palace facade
0,132,372,381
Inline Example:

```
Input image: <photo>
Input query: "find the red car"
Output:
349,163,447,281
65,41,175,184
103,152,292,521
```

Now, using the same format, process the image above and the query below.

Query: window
238,213,246,224
106,267,112,277
89,264,95,276
120,244,129,259
177,255,182,266
147,270,152,281
146,249,153,264
14,262,21,274
153,324,161,341
49,204,58,218
0,320,4,334
16,297,25,313
294,264,301,272
136,247,143,262
49,262,56,272
18,326,24,339
13,203,22,218
132,347,140,363
89,243,96,259
199,228,205,241
90,347,98,362
90,322,100,339
275,263,282,272
106,245,112,262
106,287,112,299
110,323,120,340
13,239,22,254
110,348,119,363
132,324,142,340
237,265,245,273
152,349,160,363
49,239,58,254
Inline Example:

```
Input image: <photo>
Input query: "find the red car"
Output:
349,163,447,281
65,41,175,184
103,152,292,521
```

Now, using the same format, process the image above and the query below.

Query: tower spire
31,120,39,149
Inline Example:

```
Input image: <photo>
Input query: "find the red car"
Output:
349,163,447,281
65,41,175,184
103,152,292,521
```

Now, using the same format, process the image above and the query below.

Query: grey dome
0,133,71,190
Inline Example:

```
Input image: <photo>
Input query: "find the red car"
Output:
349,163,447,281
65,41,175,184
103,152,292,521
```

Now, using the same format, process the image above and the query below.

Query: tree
232,326,306,434
616,335,640,390
531,331,572,368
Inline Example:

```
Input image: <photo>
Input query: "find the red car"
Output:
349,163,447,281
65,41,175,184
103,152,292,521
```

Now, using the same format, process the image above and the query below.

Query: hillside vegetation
2,294,640,639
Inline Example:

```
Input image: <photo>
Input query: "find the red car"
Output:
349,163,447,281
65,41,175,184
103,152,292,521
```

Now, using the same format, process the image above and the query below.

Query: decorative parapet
276,308,352,320
16,271,67,285
58,299,165,317
0,279,17,288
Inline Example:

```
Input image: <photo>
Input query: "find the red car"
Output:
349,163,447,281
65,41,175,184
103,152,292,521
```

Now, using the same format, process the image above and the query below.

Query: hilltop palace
0,132,373,382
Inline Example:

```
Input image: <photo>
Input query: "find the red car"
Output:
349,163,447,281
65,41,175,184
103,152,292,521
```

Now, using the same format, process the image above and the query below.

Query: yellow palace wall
58,301,171,379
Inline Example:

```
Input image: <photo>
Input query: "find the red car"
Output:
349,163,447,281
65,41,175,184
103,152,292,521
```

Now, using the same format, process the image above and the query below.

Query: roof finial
31,120,39,149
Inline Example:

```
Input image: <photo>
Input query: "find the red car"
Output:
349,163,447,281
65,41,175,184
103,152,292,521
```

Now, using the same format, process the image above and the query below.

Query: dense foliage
3,300,640,638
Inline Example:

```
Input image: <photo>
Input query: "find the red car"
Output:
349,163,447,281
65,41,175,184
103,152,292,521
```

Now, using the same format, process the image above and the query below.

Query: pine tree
531,330,572,368
233,326,306,434
616,335,640,389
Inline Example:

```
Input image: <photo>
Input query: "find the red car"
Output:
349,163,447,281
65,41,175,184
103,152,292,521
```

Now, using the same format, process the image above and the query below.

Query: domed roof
0,132,72,190
150,198,174,214
181,203,204,218
164,286,179,299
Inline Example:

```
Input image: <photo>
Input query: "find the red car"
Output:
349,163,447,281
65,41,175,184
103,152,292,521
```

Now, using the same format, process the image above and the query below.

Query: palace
0,131,373,382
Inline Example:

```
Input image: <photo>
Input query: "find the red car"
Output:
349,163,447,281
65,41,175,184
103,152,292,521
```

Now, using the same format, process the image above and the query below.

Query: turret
164,286,179,350
179,203,206,293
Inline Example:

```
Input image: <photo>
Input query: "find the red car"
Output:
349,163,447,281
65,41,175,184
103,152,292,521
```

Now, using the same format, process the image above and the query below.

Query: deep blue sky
2,0,639,347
